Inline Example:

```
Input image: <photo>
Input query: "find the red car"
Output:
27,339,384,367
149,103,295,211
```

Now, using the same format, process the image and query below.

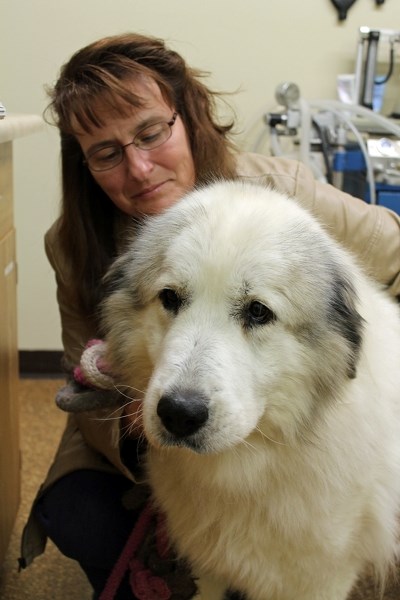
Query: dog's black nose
157,390,209,438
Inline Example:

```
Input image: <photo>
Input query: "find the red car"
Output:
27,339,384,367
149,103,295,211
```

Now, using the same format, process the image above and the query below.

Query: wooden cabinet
0,114,44,564
0,141,20,565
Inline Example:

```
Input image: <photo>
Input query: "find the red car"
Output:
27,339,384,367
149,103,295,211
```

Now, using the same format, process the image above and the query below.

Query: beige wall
1,0,399,350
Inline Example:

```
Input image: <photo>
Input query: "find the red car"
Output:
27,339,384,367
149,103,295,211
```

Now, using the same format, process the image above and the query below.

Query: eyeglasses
84,112,178,172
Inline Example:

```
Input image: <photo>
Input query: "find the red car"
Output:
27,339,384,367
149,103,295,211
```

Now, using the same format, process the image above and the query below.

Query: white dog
102,181,400,600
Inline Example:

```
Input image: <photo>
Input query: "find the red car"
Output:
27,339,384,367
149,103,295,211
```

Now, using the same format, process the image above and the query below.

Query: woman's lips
132,181,168,199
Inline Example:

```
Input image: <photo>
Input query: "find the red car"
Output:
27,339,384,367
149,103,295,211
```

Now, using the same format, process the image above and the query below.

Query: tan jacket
21,153,400,566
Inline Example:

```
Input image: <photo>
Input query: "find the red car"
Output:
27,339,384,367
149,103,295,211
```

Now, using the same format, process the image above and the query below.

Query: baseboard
19,350,64,377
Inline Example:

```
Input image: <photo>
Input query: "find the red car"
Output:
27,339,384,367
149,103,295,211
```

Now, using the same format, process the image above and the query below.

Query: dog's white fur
102,181,400,600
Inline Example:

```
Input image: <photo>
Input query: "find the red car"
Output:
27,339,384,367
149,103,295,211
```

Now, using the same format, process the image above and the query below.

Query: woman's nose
123,144,154,179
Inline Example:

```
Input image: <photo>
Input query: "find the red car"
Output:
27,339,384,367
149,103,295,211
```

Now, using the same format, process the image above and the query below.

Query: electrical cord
374,44,394,85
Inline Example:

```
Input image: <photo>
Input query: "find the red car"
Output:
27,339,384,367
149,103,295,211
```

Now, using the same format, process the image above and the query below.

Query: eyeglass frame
83,111,178,172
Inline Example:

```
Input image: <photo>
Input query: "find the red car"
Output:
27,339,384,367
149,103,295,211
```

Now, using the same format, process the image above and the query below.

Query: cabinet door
0,143,13,241
0,228,20,564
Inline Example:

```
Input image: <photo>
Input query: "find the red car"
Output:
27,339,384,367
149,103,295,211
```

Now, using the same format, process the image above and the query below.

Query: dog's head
102,181,364,453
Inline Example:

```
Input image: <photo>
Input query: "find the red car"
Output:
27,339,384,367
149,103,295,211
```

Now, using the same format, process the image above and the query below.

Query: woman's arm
295,160,400,297
236,153,400,297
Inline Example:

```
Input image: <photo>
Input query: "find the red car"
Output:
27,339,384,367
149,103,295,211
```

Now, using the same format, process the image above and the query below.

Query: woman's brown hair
46,33,237,316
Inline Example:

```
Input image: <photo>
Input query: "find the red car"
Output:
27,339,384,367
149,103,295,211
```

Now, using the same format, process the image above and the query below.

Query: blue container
375,186,400,215
333,149,400,215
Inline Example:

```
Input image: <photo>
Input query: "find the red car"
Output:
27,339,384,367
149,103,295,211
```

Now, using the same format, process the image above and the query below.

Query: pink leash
75,341,173,599
99,500,172,600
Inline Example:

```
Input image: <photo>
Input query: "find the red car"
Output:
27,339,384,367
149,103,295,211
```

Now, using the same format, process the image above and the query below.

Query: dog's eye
159,288,182,314
246,301,276,327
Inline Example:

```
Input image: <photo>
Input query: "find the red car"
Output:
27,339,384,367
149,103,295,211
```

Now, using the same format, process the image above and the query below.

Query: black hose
374,45,394,85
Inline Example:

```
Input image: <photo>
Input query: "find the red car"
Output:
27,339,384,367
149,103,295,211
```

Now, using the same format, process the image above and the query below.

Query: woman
20,32,400,599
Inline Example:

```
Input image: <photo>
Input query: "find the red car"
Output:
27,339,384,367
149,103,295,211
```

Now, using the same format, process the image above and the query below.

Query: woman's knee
34,469,138,568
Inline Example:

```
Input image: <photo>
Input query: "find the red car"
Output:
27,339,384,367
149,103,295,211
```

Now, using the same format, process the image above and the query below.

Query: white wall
1,0,399,350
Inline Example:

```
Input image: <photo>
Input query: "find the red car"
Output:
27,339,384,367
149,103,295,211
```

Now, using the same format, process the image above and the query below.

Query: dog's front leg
194,574,230,600
293,570,360,600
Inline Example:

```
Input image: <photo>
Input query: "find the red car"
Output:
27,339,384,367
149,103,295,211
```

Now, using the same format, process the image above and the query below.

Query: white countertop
0,113,45,143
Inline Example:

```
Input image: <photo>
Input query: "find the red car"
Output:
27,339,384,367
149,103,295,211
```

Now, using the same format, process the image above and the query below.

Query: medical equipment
355,27,400,111
259,28,400,214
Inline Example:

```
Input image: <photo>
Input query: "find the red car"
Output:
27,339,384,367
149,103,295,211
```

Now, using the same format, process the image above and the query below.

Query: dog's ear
98,253,134,339
329,272,364,379
102,253,131,298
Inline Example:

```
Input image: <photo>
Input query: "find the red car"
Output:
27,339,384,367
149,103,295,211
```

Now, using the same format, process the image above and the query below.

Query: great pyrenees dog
102,180,400,600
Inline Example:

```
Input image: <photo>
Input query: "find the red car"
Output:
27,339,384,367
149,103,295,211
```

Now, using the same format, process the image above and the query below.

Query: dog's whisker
91,414,124,422
124,411,144,427
117,397,139,411
119,423,134,440
114,383,146,398
90,399,143,422
91,396,135,420
120,422,140,441
240,439,259,459
256,427,289,447
91,408,130,422
122,406,145,439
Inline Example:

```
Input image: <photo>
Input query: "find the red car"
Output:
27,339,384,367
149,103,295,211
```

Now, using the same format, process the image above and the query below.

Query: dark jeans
34,469,139,599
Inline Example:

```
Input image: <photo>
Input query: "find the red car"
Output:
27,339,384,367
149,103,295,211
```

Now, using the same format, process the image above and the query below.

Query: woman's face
76,78,196,217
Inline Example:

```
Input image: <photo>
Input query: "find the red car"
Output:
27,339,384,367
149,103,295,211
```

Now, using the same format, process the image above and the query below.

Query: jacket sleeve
292,160,400,298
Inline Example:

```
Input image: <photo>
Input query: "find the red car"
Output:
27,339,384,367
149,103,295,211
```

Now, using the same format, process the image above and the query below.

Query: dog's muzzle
156,389,209,439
